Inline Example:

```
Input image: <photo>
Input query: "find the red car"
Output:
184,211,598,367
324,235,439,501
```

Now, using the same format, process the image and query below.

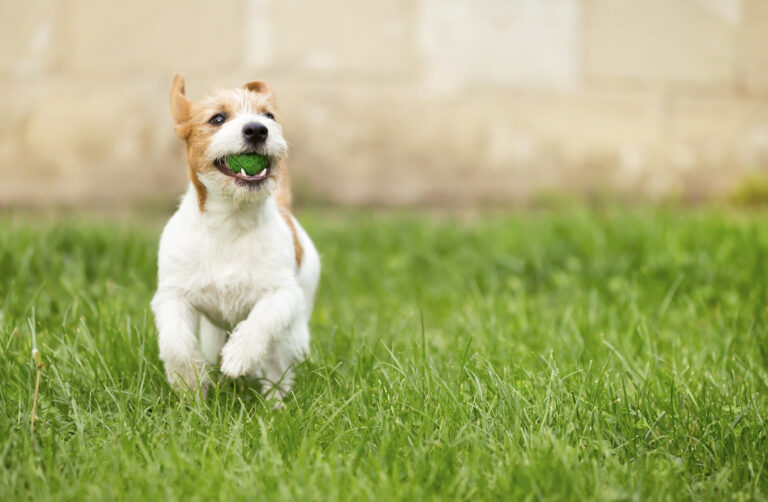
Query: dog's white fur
151,78,320,400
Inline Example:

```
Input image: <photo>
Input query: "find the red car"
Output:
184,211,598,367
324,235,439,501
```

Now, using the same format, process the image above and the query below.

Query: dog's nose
242,122,268,143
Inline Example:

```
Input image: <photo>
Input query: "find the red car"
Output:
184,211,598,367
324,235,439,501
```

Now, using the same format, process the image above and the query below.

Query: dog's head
169,74,288,208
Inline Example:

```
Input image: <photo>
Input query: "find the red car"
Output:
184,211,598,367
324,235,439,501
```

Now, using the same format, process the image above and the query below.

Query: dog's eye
263,112,275,120
208,113,226,126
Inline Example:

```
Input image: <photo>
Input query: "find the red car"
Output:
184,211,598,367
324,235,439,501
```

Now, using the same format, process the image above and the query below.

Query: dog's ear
169,73,192,124
243,80,272,96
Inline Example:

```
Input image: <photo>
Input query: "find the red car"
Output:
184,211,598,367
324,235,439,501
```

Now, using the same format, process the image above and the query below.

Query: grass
1,207,767,501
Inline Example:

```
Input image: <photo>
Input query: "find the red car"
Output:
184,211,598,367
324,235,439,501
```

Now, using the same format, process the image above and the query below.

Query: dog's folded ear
243,80,272,96
170,74,192,125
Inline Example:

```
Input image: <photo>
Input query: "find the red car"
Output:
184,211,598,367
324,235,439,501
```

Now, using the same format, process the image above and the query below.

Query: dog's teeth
240,168,247,176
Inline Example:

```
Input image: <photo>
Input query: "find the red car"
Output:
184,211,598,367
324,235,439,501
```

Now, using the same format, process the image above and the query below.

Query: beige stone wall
1,0,767,207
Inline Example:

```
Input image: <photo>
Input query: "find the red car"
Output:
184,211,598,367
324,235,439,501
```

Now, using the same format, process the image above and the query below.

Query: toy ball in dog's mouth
227,153,269,176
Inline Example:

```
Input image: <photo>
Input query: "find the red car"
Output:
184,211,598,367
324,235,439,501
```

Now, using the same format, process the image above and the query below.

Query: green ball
227,153,269,176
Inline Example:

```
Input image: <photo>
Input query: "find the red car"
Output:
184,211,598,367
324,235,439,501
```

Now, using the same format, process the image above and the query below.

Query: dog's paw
219,332,268,378
164,359,210,396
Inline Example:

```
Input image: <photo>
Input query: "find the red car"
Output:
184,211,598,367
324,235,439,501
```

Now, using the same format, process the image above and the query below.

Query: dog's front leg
151,291,208,394
220,285,304,379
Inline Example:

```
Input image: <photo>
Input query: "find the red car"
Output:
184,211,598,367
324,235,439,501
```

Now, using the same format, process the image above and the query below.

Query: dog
151,74,320,400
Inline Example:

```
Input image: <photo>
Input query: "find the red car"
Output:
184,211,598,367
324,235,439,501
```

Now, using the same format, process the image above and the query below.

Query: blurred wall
1,0,768,208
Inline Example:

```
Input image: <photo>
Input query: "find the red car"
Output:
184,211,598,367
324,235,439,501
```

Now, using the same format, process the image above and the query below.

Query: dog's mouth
214,154,273,186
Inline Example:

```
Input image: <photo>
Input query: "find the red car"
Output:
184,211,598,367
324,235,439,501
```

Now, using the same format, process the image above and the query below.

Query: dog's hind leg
260,321,310,402
199,316,226,365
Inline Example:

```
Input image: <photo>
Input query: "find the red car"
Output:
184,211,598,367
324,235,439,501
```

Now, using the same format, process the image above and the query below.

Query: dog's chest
176,228,290,329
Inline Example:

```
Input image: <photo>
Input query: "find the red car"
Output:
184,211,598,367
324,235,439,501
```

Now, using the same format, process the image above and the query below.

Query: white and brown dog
151,75,320,400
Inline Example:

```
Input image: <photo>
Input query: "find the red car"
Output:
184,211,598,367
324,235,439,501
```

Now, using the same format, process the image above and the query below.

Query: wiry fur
151,75,320,400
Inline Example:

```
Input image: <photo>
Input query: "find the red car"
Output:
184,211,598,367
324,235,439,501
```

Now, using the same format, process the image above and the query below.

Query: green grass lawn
1,208,767,501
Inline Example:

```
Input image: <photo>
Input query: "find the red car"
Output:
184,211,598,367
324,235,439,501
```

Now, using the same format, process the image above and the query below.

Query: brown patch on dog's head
168,74,284,212
243,80,272,96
